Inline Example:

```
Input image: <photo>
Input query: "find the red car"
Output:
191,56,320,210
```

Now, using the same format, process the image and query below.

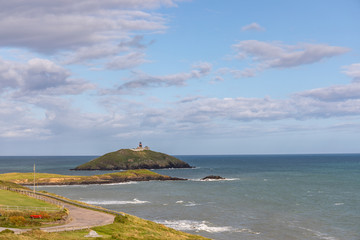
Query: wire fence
0,185,122,233
0,205,59,212
0,185,123,216
0,186,64,211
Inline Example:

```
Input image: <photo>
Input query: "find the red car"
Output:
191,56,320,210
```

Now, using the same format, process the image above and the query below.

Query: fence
0,185,124,233
0,186,64,211
0,205,59,212
0,185,124,216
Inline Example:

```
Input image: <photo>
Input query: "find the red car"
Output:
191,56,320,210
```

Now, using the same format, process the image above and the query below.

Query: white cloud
296,63,360,101
113,62,212,91
62,35,155,68
175,97,294,121
342,63,360,80
231,40,349,77
173,94,360,123
296,82,360,101
0,58,95,95
63,44,120,65
0,99,51,139
106,52,148,70
241,22,265,31
0,1,176,53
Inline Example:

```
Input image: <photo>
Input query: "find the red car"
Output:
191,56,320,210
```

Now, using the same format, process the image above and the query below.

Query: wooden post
33,163,36,193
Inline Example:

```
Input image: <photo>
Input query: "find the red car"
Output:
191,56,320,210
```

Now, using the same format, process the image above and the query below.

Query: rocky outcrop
201,175,225,180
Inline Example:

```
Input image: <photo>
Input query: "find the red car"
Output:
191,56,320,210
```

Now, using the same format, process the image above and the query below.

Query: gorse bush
114,214,128,223
0,229,14,234
0,210,32,217
9,216,26,226
0,209,67,228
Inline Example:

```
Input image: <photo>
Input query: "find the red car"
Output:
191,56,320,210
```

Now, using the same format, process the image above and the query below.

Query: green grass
0,190,57,208
0,180,29,190
92,214,209,240
0,215,210,240
0,178,209,239
0,173,72,181
0,190,66,228
0,169,176,185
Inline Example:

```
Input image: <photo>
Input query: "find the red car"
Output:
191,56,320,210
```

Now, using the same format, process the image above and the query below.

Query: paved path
0,203,115,234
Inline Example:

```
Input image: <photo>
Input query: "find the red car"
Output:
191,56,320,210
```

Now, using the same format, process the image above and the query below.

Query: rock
85,230,102,238
201,175,226,180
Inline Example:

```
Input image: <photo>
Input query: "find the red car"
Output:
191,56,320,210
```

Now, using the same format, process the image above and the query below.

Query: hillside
0,181,208,240
72,149,191,170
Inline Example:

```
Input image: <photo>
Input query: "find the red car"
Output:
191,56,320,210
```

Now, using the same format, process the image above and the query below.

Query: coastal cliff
72,149,191,170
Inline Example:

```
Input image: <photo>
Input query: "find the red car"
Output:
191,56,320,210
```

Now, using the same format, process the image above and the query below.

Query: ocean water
0,154,359,240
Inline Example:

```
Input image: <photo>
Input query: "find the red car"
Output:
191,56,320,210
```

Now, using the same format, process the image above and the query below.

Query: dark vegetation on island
72,148,192,171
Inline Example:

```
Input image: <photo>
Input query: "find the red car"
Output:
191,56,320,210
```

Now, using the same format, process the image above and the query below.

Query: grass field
0,190,57,209
0,215,209,240
0,169,176,185
0,179,209,240
0,173,71,182
0,189,66,228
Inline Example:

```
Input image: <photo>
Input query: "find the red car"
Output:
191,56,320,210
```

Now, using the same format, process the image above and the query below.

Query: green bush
114,214,128,224
0,229,14,234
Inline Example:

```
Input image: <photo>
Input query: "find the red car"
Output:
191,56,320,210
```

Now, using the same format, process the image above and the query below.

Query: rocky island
72,142,192,170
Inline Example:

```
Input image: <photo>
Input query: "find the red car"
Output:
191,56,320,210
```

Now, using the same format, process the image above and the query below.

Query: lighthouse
132,142,149,151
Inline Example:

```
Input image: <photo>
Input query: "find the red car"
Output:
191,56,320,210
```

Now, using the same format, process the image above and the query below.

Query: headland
0,169,186,186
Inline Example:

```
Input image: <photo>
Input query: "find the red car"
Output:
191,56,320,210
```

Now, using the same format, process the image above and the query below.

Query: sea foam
156,220,259,234
297,227,338,240
84,198,149,205
190,178,240,182
176,200,200,207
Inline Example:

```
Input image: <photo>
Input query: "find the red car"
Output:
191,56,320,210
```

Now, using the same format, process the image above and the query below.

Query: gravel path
0,203,115,234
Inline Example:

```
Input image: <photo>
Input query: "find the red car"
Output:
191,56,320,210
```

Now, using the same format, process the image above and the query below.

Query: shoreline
21,177,186,186
0,169,187,186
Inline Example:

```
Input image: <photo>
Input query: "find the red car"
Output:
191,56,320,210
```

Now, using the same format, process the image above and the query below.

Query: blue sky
0,0,359,155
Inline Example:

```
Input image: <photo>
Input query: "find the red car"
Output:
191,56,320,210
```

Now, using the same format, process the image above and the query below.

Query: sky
0,0,359,155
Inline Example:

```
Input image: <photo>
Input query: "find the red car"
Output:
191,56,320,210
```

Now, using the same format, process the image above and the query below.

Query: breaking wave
175,200,200,207
84,198,149,205
190,178,240,182
156,220,260,234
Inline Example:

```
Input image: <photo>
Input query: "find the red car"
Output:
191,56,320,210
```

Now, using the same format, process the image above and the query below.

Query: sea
0,154,359,240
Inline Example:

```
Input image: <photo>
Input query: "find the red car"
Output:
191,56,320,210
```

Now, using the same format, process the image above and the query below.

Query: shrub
9,216,26,226
0,229,14,234
38,211,50,219
114,214,128,224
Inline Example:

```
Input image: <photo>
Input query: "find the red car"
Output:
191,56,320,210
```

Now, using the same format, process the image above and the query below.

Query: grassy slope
74,149,191,170
0,180,29,189
0,182,209,240
0,190,56,208
0,217,210,239
0,169,178,185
